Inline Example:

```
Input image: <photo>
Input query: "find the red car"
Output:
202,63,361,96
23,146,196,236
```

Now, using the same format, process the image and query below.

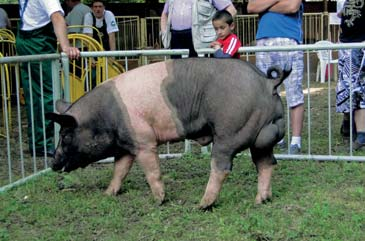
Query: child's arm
214,35,241,58
214,49,233,58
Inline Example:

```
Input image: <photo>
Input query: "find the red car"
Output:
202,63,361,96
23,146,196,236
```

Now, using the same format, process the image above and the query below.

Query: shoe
340,118,357,140
352,139,365,151
35,148,55,157
289,144,301,154
276,140,286,150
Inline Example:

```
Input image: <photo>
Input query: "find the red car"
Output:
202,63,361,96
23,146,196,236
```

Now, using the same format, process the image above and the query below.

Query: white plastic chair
315,40,339,83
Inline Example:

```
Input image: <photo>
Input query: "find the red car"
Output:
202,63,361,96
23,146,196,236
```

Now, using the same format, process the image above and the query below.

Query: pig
46,58,290,209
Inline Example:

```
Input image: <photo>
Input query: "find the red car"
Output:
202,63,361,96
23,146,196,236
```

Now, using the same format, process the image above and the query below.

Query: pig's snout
50,158,65,172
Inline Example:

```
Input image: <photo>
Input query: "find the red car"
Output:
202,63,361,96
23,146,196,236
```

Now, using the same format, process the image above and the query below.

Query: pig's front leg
136,148,165,205
250,147,275,204
105,154,134,195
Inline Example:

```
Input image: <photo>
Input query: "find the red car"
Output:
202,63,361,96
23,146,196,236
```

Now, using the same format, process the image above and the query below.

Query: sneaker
352,139,365,151
289,144,301,154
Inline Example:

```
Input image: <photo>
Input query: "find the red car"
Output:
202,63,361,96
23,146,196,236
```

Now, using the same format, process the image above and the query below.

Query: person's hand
210,41,222,50
63,46,80,60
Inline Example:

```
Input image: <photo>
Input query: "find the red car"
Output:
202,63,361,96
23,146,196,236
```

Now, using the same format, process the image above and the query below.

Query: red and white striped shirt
217,33,241,59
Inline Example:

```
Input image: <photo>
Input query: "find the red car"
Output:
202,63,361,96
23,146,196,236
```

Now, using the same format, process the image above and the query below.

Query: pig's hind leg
199,118,262,209
250,146,275,204
199,139,236,210
105,154,134,195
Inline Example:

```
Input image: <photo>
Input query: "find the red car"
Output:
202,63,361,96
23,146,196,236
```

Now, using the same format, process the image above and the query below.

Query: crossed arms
247,0,302,14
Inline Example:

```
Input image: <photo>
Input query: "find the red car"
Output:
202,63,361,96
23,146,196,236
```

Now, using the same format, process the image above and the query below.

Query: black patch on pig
163,58,277,139
48,81,137,171
70,81,137,156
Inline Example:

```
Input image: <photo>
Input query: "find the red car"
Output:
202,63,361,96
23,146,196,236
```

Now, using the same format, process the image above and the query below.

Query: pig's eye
63,135,72,144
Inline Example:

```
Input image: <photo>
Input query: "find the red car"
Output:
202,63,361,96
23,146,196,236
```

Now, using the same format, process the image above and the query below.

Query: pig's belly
115,62,183,144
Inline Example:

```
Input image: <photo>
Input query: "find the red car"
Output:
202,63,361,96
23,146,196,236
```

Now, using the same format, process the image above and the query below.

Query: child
210,10,241,59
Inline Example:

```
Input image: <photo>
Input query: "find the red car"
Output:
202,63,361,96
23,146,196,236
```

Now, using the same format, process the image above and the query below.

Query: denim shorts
256,38,304,108
336,48,365,113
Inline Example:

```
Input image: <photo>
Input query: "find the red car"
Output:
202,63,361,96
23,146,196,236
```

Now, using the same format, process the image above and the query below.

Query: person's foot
352,139,365,151
340,118,357,140
289,144,301,154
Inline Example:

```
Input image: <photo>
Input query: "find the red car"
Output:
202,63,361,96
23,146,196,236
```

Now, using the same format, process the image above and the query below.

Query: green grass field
1,82,365,240
1,154,365,241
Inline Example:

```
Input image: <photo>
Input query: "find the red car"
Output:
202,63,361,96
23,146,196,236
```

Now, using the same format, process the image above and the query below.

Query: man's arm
268,0,302,14
247,0,280,14
51,11,80,59
82,13,93,38
108,32,116,51
225,4,237,17
160,11,168,32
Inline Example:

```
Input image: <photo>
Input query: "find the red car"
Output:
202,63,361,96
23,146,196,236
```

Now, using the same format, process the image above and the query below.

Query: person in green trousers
16,0,80,156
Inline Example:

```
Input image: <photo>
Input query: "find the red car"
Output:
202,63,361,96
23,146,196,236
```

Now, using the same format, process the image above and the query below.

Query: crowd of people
1,0,364,156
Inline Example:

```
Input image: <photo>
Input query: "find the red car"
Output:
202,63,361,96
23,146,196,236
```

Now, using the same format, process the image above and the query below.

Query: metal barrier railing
2,43,365,195
9,12,341,51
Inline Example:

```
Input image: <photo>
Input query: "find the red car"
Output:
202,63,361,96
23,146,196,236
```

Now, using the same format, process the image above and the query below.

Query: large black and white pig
46,58,290,209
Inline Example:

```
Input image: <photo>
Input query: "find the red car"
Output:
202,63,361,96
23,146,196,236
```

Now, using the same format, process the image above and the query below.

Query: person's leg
285,44,304,153
336,49,355,140
290,104,304,139
16,29,56,154
352,48,365,149
268,39,304,153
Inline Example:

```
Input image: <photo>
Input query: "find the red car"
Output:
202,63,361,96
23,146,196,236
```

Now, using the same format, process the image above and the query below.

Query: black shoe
35,148,55,157
353,139,365,151
340,120,357,140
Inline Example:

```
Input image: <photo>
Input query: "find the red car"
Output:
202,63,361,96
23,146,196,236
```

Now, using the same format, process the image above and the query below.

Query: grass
1,82,365,240
1,154,365,241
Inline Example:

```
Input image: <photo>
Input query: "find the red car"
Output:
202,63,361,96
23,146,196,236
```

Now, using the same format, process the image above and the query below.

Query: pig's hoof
153,191,165,206
198,199,216,211
255,193,272,205
104,187,119,196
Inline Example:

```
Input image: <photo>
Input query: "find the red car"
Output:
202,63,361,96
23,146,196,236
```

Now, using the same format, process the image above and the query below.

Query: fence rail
1,34,362,195
8,12,342,51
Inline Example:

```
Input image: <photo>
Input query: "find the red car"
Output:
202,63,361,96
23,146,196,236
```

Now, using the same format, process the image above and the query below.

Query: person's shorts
336,48,365,113
256,38,304,108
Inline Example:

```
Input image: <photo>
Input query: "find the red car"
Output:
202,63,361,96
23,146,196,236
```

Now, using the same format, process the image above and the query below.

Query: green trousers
16,23,57,152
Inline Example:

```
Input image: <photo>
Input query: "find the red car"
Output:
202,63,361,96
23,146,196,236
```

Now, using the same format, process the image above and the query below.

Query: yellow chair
0,29,15,42
64,33,125,102
0,52,11,136
67,25,103,45
0,39,16,57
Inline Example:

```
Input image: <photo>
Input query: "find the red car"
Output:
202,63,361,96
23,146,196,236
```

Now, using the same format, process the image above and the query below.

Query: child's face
213,19,234,40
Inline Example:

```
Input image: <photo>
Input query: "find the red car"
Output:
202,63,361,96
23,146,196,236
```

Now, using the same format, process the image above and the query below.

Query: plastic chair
64,33,125,102
0,29,15,41
315,40,338,83
67,25,103,45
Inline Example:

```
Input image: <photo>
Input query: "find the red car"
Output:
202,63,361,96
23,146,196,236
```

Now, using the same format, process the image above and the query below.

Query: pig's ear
55,99,72,114
45,113,78,128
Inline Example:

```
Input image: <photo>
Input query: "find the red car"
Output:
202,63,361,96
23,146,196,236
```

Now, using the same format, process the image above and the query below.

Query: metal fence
7,12,338,51
1,41,365,194
143,13,339,49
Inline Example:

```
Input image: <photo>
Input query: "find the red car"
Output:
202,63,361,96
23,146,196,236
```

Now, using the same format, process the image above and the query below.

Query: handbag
161,0,174,49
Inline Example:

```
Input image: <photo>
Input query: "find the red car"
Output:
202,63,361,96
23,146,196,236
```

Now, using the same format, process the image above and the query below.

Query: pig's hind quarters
253,117,285,149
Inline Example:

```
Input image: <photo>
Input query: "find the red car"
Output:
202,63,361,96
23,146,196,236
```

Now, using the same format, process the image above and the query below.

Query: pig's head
45,100,115,172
